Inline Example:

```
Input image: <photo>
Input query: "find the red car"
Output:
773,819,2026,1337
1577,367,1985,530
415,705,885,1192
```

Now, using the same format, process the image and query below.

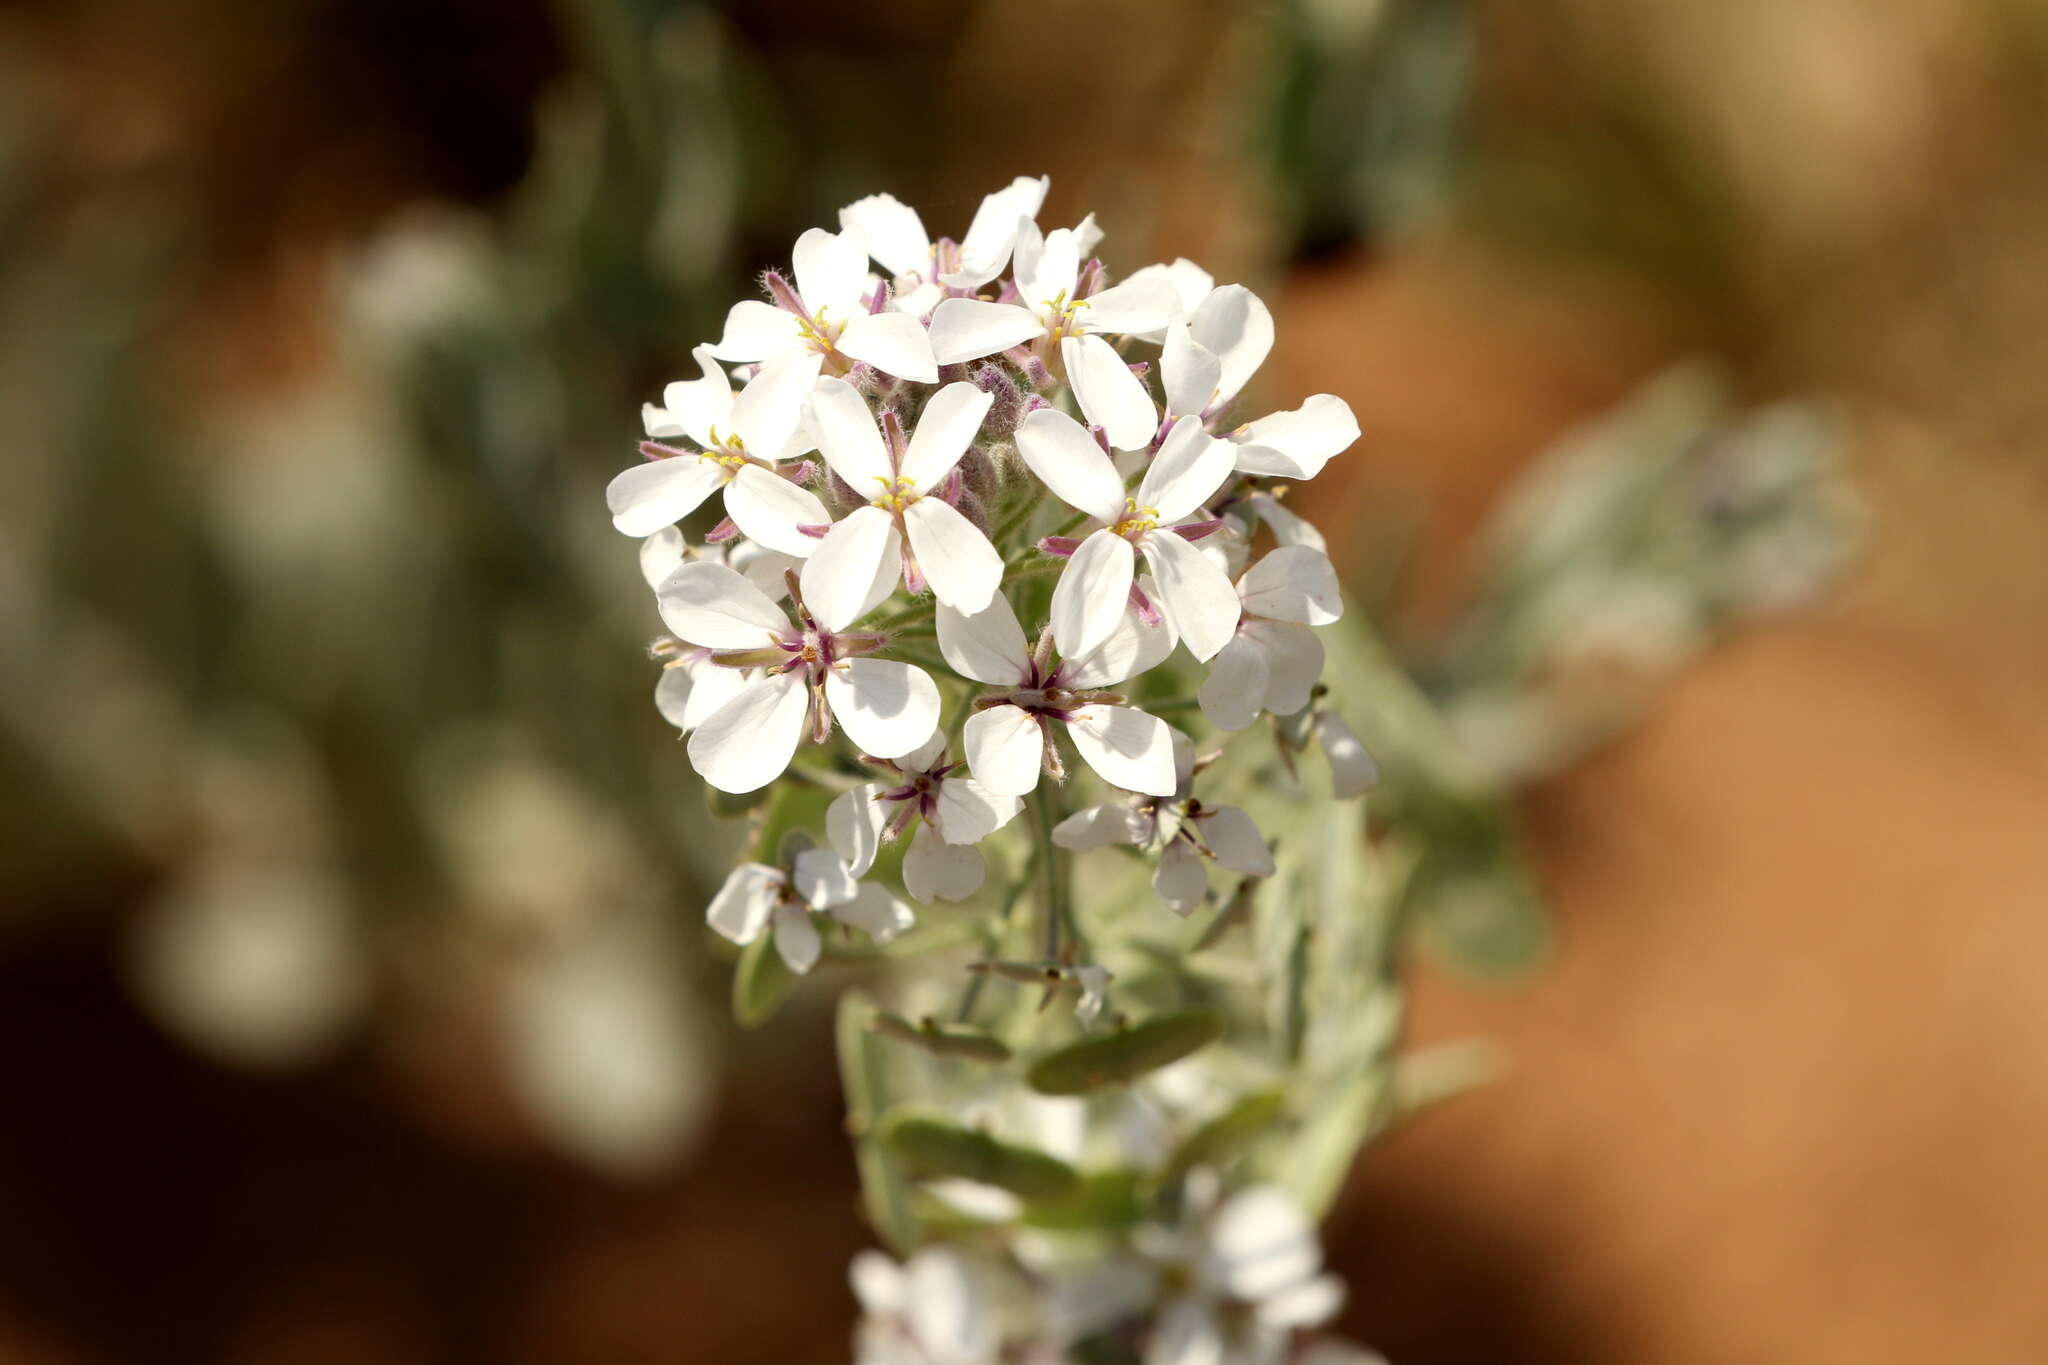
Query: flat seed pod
881,1110,1081,1202
1025,1010,1224,1095
871,1012,1013,1063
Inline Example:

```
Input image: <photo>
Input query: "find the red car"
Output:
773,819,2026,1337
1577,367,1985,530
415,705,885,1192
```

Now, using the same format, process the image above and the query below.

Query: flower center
870,475,920,514
1041,289,1089,344
795,306,844,353
1110,497,1160,539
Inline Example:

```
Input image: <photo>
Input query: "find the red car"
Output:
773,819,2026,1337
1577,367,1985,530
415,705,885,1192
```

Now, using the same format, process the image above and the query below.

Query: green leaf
731,929,797,1029
1020,1167,1145,1230
1160,1089,1288,1186
1025,1011,1224,1096
880,1110,1081,1203
836,993,918,1253
870,1012,1012,1064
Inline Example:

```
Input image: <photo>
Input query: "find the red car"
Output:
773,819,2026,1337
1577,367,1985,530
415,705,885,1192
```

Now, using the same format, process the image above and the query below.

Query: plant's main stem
1030,785,1070,963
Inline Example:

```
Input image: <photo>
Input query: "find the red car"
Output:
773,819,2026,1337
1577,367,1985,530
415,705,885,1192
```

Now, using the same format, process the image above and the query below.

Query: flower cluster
608,176,1379,1360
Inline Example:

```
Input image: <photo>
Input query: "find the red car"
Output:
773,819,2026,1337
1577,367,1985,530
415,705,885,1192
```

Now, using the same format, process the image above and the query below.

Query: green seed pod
870,1012,1013,1064
880,1110,1081,1202
1025,1010,1225,1095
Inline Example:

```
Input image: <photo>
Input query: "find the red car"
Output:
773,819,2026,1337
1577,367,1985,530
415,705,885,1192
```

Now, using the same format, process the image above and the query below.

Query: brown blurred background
5,0,2048,1361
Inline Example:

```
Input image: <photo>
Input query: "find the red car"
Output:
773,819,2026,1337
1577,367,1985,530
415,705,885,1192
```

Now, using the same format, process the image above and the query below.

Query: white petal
800,506,900,632
1014,219,1081,306
1138,417,1235,523
944,175,1049,287
638,526,686,590
891,280,944,319
902,731,949,773
901,382,993,493
838,192,929,278
791,846,858,911
655,561,790,649
1052,802,1148,851
645,344,732,445
771,903,821,974
826,783,890,877
932,776,1021,845
729,349,822,458
1064,705,1176,796
904,1248,996,1364
1075,276,1180,335
807,375,892,489
792,225,870,317
963,705,1045,797
837,311,938,383
833,880,915,941
1127,258,1216,319
724,465,831,559
903,823,984,902
848,1249,905,1316
606,456,723,538
1245,619,1323,716
928,298,1042,365
936,593,1031,685
1197,634,1270,732
687,672,809,793
1051,529,1136,661
1062,334,1158,451
707,299,802,362
903,498,1004,613
1161,323,1223,419
1152,840,1209,915
705,863,782,945
1208,1185,1321,1301
1249,490,1327,552
1317,711,1380,799
1239,545,1343,625
1060,602,1175,689
1144,1295,1226,1365
824,659,940,758
1188,284,1273,408
1232,394,1360,480
1257,1273,1345,1330
1199,805,1273,877
727,542,800,601
1142,530,1241,663
656,657,749,733
1014,407,1128,521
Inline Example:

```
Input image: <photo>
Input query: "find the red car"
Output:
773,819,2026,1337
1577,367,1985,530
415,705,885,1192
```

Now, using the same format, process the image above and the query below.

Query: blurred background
5,0,2048,1360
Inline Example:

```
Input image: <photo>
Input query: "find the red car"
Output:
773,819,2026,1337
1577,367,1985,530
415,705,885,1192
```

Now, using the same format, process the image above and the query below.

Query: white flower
1143,1182,1346,1365
1199,546,1344,732
656,559,940,792
1018,411,1243,662
606,347,830,556
827,731,1022,903
839,175,1051,316
1315,711,1379,799
705,849,909,975
937,589,1178,798
709,226,939,383
638,526,798,600
805,377,1004,614
927,216,1182,366
851,1246,999,1365
1055,731,1274,915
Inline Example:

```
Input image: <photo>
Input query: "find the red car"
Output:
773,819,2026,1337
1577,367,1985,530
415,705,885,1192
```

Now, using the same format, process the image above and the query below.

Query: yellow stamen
1110,497,1160,538
870,474,919,513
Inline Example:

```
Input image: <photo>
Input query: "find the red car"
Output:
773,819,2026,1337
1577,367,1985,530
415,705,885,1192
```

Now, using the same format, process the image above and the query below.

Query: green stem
1030,785,1071,962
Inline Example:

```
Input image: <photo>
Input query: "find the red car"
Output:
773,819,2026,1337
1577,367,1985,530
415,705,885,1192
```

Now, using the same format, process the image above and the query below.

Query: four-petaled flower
1018,410,1243,662
657,560,940,792
711,226,940,383
828,732,1023,903
938,590,1180,798
805,377,1005,615
706,848,911,976
839,175,1050,318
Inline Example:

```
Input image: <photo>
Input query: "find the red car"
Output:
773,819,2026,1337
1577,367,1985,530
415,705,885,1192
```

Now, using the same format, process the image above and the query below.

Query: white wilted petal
705,863,782,945
900,382,993,492
1188,284,1274,408
963,705,1045,797
1152,839,1209,915
809,376,892,488
791,846,858,911
1050,529,1136,662
1200,805,1274,878
838,193,929,279
1015,407,1128,521
824,659,940,758
687,672,810,793
1198,633,1269,732
903,497,1004,614
656,561,789,649
1062,334,1157,451
1240,545,1343,625
1064,705,1177,797
929,298,1042,365
826,783,889,877
1142,529,1241,663
936,594,1031,686
836,310,938,383
1139,417,1236,523
834,880,916,942
772,903,822,974
792,225,871,317
801,506,900,631
903,823,984,903
1233,394,1361,480
723,465,830,559
606,457,724,538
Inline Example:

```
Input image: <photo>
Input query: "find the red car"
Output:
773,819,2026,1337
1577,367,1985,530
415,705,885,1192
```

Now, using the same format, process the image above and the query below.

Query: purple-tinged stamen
1089,424,1112,457
798,522,833,539
763,270,807,319
1038,535,1081,558
1128,581,1164,627
641,440,689,461
1173,518,1226,542
704,516,741,544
